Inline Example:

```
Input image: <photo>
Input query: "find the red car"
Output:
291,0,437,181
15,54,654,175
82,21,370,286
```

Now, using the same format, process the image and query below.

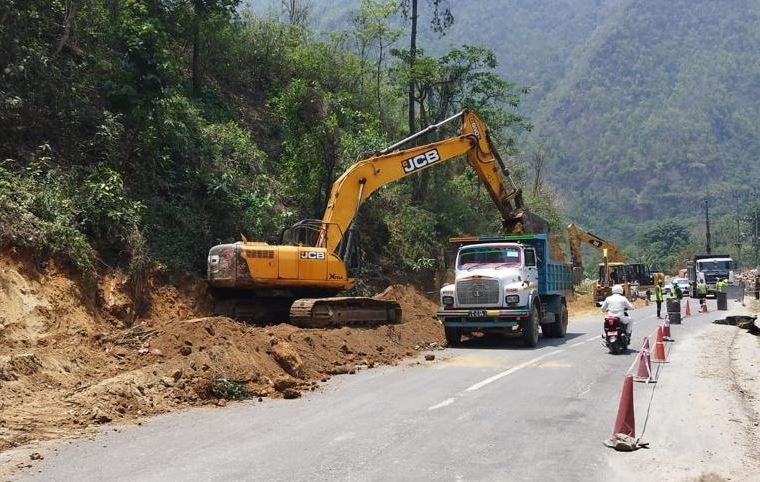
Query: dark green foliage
208,376,251,400
1,0,549,287
636,220,692,272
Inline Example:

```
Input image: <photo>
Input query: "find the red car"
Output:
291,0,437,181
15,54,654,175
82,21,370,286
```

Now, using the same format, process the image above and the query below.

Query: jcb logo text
402,149,441,173
300,251,326,260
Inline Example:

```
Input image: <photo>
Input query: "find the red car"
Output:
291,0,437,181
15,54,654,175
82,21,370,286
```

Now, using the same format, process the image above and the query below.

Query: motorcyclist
601,284,634,336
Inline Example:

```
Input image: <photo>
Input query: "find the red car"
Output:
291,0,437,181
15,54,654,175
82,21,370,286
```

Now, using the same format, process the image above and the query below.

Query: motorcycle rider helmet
611,284,624,295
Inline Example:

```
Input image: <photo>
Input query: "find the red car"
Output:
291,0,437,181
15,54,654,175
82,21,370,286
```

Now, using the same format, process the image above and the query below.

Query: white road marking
464,349,566,392
428,398,456,411
428,332,607,410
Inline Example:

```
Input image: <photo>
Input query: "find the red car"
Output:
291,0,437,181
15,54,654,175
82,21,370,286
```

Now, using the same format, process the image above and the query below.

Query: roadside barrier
632,337,654,384
652,326,668,363
684,299,691,317
612,374,636,436
662,317,673,341
608,310,683,450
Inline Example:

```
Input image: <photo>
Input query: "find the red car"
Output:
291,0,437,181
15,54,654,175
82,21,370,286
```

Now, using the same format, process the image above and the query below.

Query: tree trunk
407,0,417,135
52,0,81,57
192,15,201,96
376,38,383,119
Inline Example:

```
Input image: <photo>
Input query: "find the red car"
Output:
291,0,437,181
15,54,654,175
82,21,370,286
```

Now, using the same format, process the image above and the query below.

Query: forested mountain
536,0,760,237
4,0,759,281
299,0,760,264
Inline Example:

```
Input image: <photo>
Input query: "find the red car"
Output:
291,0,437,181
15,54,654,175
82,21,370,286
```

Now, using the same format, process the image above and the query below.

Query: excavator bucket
503,208,550,235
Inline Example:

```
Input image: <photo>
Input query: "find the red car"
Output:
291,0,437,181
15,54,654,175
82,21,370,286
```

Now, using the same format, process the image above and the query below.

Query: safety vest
697,282,707,295
716,280,725,292
655,285,663,302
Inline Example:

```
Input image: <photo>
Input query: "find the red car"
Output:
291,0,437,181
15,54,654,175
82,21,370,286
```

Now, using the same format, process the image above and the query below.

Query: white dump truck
437,234,574,347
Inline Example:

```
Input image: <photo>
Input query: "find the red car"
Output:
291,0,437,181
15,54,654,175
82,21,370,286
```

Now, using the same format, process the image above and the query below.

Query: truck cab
437,234,573,347
688,255,736,296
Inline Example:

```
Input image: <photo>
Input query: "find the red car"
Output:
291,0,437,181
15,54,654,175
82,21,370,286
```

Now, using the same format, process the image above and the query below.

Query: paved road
18,298,733,481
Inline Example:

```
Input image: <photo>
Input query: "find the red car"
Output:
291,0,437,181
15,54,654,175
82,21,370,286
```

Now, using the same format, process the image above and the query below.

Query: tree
182,0,239,96
637,220,692,272
281,0,311,26
398,0,453,134
390,45,530,201
351,0,401,115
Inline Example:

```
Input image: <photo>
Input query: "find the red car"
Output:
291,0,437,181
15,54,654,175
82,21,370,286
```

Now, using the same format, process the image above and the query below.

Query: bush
208,376,251,400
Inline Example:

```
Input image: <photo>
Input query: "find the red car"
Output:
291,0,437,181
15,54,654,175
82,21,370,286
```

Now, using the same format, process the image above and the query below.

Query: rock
0,353,43,381
92,409,112,424
376,346,384,353
172,369,183,381
150,348,163,356
271,342,304,378
273,375,298,392
328,365,349,375
160,377,175,387
216,399,227,407
179,345,192,356
29,453,43,461
282,388,301,399
205,325,215,336
425,354,435,361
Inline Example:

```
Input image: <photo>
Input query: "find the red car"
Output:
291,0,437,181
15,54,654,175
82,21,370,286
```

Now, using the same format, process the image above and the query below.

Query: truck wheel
445,326,461,346
522,305,540,347
556,301,568,338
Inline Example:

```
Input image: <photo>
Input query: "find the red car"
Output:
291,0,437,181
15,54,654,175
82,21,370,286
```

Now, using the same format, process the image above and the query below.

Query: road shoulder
605,305,760,482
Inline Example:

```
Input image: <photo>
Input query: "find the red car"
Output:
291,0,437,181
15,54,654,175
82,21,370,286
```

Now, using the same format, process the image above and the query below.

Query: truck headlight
442,295,454,306
505,295,519,304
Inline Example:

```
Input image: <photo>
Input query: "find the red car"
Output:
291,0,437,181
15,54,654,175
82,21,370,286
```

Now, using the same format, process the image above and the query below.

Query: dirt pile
0,248,443,452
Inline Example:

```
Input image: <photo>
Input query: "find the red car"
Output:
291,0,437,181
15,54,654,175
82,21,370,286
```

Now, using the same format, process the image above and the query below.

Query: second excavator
567,223,662,304
207,110,548,327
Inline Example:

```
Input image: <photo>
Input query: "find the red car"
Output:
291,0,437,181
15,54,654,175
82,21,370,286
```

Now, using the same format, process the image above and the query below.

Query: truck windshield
457,247,521,269
698,261,732,271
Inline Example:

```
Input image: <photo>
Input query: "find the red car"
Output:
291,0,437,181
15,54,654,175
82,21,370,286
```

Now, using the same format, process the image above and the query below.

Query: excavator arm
567,223,626,267
566,223,627,286
321,110,547,255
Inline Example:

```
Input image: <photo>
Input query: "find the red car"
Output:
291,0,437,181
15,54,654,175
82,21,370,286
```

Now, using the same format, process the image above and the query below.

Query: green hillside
302,0,760,263
537,0,760,237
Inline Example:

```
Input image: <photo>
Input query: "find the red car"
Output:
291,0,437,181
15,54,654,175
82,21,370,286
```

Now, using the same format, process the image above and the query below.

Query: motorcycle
603,313,630,354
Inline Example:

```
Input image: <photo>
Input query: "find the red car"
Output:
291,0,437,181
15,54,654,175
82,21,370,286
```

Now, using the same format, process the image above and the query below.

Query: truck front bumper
436,308,528,328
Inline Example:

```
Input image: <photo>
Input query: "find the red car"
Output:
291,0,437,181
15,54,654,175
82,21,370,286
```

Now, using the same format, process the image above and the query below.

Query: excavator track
289,297,402,328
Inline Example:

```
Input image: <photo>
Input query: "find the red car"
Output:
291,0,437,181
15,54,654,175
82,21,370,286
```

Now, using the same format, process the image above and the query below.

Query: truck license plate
469,310,488,318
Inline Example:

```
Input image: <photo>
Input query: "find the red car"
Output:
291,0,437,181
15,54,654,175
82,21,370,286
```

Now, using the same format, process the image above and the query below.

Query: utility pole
754,209,759,267
704,196,712,255
735,216,742,262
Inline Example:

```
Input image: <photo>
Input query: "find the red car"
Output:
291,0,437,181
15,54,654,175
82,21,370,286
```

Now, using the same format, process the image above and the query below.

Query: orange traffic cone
612,374,636,437
633,339,654,383
685,299,691,317
663,317,673,342
652,326,668,363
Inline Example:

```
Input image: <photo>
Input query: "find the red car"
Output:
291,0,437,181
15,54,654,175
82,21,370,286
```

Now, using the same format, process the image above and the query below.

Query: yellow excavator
207,109,548,327
567,223,662,304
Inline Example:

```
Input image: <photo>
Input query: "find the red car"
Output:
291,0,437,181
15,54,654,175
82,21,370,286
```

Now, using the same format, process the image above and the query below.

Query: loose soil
0,248,443,456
